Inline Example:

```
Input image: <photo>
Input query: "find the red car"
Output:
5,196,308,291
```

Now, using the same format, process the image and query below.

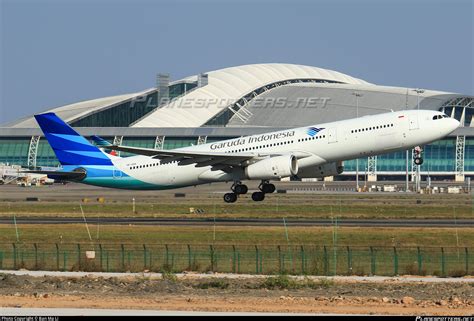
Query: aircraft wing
111,145,312,167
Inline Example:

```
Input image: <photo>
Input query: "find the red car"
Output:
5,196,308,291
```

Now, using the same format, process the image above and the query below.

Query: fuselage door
327,128,338,144
409,114,419,130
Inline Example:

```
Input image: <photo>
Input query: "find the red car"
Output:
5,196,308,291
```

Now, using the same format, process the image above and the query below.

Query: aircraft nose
448,118,460,132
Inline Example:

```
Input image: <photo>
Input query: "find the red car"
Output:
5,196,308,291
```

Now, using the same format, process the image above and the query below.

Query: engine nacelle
296,161,344,179
245,154,298,180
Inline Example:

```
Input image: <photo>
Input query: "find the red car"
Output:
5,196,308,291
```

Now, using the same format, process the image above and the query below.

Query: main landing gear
223,181,248,203
413,146,424,165
223,180,276,203
251,180,276,202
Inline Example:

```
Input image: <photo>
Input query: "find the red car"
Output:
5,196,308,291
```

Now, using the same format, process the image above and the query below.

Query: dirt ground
0,273,473,315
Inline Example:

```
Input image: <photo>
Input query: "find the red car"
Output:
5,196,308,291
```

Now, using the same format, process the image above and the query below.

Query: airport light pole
406,150,410,192
405,89,409,192
413,88,425,110
352,92,363,191
364,166,368,189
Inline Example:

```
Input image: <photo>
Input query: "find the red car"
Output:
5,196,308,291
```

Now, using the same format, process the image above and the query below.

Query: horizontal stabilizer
24,170,86,181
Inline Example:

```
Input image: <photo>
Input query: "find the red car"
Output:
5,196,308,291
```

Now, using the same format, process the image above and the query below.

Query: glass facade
36,140,60,167
169,83,197,100
378,151,407,172
70,90,158,127
163,137,198,150
120,137,155,157
343,139,456,173
465,108,474,127
440,97,474,127
206,137,236,143
343,158,368,172
0,138,30,166
465,137,474,172
422,138,456,173
453,107,463,123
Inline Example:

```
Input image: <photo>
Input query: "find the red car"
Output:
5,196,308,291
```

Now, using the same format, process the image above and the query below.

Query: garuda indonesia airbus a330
32,110,459,203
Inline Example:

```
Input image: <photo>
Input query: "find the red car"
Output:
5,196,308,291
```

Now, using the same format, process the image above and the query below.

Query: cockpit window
432,114,449,120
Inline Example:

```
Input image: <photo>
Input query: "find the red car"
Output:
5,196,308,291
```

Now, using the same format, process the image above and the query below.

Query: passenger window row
298,135,326,142
225,133,328,154
130,161,177,170
351,123,393,134
225,140,295,154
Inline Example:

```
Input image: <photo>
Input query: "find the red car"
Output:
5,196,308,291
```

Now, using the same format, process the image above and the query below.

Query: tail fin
34,113,113,166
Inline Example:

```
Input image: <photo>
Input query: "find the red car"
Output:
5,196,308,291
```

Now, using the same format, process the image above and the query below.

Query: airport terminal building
1,63,473,182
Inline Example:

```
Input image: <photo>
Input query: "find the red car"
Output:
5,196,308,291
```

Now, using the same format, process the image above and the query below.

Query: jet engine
296,161,344,179
245,154,298,180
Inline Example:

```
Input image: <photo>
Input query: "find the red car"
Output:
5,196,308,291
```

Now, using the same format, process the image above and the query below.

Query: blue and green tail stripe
34,113,113,166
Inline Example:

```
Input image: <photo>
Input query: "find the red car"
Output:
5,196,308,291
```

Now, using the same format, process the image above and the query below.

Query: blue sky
1,0,472,124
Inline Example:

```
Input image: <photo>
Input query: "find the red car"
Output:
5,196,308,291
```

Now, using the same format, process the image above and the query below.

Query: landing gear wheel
223,192,238,203
414,157,423,166
251,191,265,202
232,184,248,195
260,183,276,194
413,146,423,166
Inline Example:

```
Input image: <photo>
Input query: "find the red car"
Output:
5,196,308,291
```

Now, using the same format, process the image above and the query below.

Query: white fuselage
111,110,459,189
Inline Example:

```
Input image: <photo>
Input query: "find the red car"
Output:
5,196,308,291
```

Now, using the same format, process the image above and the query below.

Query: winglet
91,135,112,147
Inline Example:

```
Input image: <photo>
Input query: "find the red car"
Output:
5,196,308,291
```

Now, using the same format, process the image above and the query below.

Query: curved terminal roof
226,83,457,127
10,63,462,130
5,89,156,128
132,63,372,128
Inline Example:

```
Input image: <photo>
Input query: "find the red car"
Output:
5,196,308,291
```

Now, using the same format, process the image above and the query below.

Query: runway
0,217,472,227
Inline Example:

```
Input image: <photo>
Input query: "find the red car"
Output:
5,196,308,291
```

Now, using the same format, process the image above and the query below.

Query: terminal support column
455,135,465,182
367,156,377,182
154,135,165,149
112,136,123,157
27,136,41,168
197,136,207,145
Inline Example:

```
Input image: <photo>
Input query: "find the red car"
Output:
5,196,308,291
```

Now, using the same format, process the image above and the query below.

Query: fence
0,243,471,277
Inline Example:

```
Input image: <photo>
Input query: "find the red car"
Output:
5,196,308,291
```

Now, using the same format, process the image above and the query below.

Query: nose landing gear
414,157,423,165
413,146,424,165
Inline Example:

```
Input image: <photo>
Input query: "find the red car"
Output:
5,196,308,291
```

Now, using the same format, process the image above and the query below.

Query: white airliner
33,109,459,202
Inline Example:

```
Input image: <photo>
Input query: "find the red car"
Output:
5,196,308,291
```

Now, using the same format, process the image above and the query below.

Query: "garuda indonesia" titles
210,130,296,150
